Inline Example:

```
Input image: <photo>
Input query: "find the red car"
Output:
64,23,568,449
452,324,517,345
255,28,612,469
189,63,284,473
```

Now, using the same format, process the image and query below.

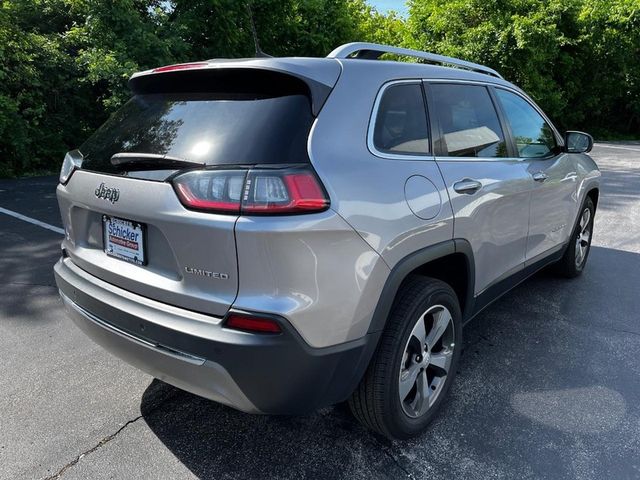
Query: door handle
453,179,482,194
532,171,548,182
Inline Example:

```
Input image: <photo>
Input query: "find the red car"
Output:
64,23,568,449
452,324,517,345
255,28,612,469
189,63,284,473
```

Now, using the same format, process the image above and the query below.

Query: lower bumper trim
55,257,380,414
61,291,205,366
59,288,259,413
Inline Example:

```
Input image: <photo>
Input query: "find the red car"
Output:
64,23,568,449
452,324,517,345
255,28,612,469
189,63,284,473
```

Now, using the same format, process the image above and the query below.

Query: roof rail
327,42,503,79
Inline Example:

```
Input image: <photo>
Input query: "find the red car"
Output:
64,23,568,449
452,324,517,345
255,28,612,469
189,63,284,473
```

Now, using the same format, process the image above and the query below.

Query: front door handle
453,179,482,194
532,171,548,182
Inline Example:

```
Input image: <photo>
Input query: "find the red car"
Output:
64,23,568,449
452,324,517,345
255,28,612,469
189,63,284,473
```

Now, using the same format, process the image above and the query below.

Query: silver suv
54,43,600,439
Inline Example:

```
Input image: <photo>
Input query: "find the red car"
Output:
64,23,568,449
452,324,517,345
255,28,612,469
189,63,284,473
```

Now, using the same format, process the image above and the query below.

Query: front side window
430,84,507,158
373,83,430,156
495,89,557,158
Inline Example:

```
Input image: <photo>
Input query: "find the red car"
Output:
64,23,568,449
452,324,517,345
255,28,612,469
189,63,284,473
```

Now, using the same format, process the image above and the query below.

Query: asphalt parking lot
1,143,639,480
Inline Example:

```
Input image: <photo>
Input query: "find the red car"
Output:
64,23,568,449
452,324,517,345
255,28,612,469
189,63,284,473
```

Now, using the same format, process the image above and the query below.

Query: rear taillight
225,313,282,334
59,150,83,185
172,167,329,215
173,170,245,213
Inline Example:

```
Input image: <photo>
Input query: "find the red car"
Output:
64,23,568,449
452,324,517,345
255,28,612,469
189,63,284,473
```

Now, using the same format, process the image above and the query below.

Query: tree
0,0,92,176
405,0,639,135
0,0,637,177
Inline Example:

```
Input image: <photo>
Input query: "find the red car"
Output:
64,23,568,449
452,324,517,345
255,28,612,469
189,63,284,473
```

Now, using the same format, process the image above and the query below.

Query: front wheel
555,196,595,278
349,276,462,439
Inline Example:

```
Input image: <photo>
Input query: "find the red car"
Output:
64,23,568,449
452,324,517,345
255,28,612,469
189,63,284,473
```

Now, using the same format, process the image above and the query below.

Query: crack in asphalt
376,443,415,479
41,415,143,480
39,385,178,480
587,323,640,338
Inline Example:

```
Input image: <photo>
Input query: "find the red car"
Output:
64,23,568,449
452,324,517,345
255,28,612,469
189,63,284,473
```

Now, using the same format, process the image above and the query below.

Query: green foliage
0,0,93,176
405,0,640,135
0,0,638,177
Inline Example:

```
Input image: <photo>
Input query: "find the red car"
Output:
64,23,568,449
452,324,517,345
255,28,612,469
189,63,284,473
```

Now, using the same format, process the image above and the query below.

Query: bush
0,0,637,177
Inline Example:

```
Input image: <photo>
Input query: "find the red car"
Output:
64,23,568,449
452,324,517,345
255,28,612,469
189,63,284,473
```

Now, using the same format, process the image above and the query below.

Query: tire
349,276,462,439
555,196,595,278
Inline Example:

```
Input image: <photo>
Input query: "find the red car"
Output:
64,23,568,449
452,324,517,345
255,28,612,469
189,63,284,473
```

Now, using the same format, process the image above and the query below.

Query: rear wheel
349,276,462,439
555,197,595,278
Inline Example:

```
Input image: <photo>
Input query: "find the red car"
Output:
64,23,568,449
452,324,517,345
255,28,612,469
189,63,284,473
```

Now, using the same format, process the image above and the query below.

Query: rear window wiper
110,153,205,170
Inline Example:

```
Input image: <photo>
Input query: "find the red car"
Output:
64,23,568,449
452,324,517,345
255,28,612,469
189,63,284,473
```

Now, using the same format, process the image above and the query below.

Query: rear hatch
57,64,338,317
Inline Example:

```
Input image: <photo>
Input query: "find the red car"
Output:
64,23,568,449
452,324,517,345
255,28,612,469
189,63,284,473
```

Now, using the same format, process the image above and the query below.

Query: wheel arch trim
586,186,599,208
367,239,475,334
569,186,599,249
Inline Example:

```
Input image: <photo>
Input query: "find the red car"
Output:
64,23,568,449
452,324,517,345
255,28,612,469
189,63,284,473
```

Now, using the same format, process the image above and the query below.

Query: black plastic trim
487,85,519,158
453,238,476,320
424,82,511,158
468,247,564,321
54,262,378,414
366,237,570,333
423,82,447,157
367,239,476,334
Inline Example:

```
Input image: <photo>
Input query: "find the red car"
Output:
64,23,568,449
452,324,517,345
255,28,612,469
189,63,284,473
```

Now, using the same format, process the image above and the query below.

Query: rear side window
495,89,557,158
373,83,429,156
79,87,314,175
430,84,507,158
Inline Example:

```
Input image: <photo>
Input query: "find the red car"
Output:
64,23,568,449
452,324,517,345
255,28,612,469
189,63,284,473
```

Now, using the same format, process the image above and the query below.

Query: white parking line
0,206,64,235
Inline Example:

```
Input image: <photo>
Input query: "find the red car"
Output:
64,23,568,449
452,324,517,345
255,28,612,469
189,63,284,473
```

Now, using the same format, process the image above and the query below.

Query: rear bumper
54,257,378,414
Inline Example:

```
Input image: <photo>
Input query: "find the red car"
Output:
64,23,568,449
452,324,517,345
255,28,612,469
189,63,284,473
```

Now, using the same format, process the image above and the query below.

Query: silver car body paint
54,47,601,413
58,170,238,316
233,210,390,347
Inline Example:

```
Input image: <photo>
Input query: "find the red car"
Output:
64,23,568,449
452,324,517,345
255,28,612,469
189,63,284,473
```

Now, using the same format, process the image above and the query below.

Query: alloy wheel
575,207,592,268
398,305,455,418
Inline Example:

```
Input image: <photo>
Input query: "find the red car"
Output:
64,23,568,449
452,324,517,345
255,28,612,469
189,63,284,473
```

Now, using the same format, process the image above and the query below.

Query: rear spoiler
129,58,342,116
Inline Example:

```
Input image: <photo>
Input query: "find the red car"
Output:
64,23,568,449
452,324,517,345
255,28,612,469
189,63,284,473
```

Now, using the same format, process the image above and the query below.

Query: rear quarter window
372,83,430,156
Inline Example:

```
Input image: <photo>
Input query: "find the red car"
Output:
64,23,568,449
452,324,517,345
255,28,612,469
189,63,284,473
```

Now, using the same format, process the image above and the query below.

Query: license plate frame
102,215,147,266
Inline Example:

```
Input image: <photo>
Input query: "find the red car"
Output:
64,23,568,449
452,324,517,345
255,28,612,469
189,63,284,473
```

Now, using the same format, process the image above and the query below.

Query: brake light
152,62,209,73
173,170,245,213
172,167,329,215
225,313,282,334
242,172,328,213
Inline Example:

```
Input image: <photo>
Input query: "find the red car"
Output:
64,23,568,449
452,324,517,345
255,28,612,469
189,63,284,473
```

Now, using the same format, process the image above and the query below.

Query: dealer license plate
102,215,146,266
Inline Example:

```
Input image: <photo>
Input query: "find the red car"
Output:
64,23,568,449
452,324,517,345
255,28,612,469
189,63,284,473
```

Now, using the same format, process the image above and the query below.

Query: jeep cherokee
54,42,600,439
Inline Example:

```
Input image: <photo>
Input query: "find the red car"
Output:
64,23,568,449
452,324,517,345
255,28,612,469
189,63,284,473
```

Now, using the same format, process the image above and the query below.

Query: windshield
79,92,314,174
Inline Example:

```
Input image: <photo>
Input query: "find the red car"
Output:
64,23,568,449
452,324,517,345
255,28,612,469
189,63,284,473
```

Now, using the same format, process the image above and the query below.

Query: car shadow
139,245,640,479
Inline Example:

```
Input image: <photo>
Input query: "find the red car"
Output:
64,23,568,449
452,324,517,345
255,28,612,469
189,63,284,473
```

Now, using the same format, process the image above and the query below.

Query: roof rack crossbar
327,42,503,79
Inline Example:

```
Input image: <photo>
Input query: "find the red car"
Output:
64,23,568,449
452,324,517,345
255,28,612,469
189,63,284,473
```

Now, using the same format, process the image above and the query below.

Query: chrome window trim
367,79,435,161
424,79,513,162
423,78,564,146
367,77,563,163
432,155,528,163
422,78,564,163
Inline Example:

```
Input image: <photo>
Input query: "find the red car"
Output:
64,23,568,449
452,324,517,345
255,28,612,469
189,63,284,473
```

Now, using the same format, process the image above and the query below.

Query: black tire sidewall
383,280,462,438
569,197,595,274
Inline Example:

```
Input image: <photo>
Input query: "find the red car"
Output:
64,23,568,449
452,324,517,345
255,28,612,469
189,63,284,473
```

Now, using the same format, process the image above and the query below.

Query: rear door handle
453,179,482,194
532,171,548,182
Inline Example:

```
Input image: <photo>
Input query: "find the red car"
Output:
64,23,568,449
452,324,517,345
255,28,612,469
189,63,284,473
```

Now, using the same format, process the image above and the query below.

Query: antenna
246,3,272,58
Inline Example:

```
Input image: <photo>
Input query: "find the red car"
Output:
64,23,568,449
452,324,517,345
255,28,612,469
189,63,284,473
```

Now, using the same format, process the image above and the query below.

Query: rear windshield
79,92,314,174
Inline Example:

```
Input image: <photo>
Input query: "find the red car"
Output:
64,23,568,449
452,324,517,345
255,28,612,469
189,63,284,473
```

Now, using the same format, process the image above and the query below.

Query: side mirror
564,131,593,154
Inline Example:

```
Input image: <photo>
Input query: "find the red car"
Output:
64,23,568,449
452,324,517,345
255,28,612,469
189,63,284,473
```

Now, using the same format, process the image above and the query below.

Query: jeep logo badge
95,183,120,204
